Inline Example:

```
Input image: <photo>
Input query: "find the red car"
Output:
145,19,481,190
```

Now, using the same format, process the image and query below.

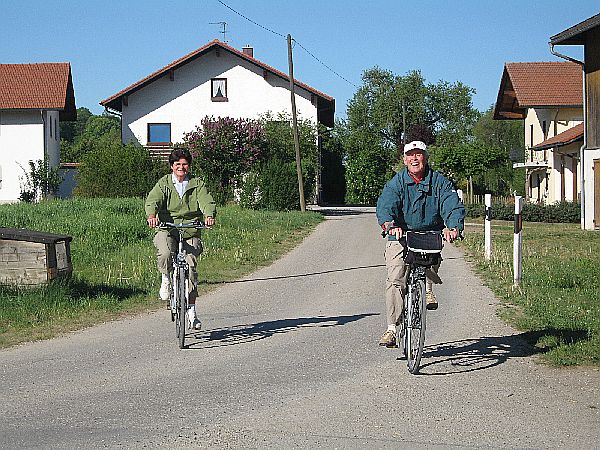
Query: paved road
1,208,599,449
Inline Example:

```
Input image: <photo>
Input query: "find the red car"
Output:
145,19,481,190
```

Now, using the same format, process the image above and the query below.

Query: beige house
494,62,583,204
551,12,600,230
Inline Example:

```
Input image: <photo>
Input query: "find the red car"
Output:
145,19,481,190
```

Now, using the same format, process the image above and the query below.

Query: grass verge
0,198,322,348
457,220,600,366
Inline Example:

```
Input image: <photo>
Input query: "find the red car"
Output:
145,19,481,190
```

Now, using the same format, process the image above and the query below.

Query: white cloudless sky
2,0,598,118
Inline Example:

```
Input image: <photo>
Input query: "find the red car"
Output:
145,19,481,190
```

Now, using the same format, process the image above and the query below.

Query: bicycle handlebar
381,227,464,241
158,220,209,230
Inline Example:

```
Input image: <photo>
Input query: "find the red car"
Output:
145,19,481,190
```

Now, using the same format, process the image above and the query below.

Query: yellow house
493,62,583,204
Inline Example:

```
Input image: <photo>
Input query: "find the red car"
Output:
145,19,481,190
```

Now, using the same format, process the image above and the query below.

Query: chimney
242,45,254,58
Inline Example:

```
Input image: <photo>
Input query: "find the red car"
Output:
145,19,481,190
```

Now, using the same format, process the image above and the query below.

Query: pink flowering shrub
182,116,267,204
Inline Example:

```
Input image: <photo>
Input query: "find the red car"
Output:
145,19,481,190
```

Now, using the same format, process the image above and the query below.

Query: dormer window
211,78,228,102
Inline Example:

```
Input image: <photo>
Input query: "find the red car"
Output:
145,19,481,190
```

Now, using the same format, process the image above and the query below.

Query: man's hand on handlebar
443,228,459,243
205,216,215,227
382,221,403,239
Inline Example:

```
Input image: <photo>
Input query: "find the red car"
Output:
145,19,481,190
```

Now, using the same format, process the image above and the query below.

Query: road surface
1,207,599,448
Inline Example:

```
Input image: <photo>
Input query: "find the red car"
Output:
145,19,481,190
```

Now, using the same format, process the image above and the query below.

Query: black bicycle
159,220,207,349
396,230,443,374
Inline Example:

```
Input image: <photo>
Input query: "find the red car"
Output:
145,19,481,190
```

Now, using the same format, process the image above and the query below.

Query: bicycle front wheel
406,278,426,374
176,267,187,349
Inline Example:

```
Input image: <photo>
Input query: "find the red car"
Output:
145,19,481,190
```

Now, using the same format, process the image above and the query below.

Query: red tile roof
493,62,582,120
0,63,76,120
100,40,335,126
532,122,584,150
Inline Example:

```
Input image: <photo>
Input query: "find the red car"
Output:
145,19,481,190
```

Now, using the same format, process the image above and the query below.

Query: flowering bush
183,116,267,204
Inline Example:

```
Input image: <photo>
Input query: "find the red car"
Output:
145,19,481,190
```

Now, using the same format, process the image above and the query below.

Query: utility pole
402,99,407,145
287,34,306,212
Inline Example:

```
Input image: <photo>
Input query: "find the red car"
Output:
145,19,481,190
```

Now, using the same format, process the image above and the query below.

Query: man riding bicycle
146,148,216,331
376,140,465,347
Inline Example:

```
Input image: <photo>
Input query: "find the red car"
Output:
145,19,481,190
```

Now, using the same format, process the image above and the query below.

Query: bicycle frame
395,230,443,374
158,221,206,349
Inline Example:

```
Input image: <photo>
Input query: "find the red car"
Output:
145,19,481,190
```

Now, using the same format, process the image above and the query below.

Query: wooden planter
0,228,73,286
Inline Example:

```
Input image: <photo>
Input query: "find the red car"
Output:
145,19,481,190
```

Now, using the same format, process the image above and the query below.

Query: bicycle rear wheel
175,267,187,348
406,278,426,374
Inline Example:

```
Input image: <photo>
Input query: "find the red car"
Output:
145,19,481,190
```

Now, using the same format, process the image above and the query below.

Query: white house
100,40,335,154
494,62,583,204
0,63,76,203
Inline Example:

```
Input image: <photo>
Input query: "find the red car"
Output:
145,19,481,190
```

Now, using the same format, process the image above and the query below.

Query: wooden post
484,193,492,260
513,195,523,287
287,34,306,212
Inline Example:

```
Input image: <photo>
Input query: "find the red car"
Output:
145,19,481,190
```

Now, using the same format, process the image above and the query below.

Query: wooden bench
0,228,73,286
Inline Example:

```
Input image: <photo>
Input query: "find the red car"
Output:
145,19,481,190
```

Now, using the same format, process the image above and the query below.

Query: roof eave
550,12,600,45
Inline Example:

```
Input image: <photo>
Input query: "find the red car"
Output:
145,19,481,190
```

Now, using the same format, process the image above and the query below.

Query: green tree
344,67,478,204
60,107,93,142
61,114,121,163
473,106,523,154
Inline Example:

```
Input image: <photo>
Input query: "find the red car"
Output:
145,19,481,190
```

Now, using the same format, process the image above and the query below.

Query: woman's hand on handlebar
147,215,159,228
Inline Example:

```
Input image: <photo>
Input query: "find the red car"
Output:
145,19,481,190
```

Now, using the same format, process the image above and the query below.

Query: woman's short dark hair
169,148,192,166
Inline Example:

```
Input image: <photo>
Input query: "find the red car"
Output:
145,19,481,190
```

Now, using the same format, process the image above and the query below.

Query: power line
292,40,359,89
215,0,358,89
216,0,285,38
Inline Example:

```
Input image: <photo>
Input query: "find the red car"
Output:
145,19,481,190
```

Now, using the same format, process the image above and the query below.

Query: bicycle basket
404,231,442,267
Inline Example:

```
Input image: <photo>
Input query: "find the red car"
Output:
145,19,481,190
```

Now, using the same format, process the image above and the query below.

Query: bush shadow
415,328,590,375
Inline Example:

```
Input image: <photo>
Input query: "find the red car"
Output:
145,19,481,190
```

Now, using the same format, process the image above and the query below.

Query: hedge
465,201,580,223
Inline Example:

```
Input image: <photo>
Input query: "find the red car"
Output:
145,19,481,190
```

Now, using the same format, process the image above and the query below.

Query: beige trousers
153,231,202,303
384,239,441,326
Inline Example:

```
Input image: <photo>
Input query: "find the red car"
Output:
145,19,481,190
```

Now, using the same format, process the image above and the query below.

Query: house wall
122,48,319,146
0,110,45,203
524,107,582,204
584,148,600,229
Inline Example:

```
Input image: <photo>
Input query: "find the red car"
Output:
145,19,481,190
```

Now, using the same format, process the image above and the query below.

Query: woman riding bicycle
145,148,216,330
376,140,465,347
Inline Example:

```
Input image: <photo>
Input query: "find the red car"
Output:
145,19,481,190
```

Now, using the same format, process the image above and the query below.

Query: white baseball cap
403,140,428,155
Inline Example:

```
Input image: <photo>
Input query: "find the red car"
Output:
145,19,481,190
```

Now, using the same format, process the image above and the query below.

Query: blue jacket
376,166,465,239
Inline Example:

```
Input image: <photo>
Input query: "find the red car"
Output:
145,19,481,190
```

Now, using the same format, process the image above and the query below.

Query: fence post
513,195,523,287
485,194,492,260
457,189,464,202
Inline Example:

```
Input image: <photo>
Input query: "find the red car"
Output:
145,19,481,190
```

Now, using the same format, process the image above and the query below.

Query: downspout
550,43,586,228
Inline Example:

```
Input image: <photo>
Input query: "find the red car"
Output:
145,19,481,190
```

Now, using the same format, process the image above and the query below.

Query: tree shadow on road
415,328,589,375
185,313,379,349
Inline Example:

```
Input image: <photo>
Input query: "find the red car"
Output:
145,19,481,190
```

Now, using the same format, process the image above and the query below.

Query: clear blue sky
3,1,598,118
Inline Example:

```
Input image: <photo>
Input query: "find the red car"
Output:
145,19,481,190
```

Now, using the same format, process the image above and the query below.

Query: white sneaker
187,308,202,330
159,274,170,301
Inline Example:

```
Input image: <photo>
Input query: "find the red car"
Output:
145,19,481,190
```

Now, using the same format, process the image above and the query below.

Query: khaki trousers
153,230,202,302
384,239,441,326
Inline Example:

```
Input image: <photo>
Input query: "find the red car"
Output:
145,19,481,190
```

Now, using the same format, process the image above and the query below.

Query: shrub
182,116,267,205
75,142,167,198
18,158,62,202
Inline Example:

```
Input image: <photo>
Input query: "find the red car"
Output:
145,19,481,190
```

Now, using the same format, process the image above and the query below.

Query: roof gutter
550,43,586,228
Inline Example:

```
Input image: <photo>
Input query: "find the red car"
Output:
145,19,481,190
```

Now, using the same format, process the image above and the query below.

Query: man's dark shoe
426,291,438,310
378,330,396,347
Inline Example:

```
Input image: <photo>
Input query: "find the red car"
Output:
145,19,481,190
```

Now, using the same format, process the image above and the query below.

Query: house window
55,117,59,140
50,116,53,138
148,123,171,144
211,78,228,101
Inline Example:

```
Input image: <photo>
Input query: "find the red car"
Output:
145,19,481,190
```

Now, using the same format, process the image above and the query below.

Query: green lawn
458,220,600,366
0,198,322,348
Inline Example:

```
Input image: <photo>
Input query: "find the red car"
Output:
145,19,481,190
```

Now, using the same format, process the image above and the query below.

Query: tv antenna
210,21,228,43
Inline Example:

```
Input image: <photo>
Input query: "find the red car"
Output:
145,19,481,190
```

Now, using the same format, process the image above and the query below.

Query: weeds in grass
458,220,600,366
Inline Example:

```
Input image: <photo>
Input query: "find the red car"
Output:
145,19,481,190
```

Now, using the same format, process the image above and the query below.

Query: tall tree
344,67,478,204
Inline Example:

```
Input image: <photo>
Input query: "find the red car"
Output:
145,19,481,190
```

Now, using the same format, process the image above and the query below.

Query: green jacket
376,166,464,240
145,174,216,238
